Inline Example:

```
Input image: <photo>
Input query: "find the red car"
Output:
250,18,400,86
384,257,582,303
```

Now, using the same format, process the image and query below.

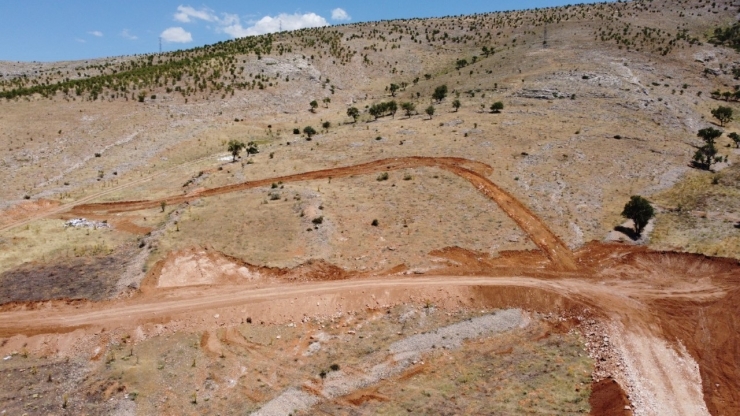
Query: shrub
312,216,323,225
303,126,317,138
491,101,504,113
377,172,389,181
621,195,654,236
371,219,379,226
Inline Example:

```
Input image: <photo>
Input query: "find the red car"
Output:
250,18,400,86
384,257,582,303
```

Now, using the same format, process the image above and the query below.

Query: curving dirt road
70,157,578,271
0,271,727,415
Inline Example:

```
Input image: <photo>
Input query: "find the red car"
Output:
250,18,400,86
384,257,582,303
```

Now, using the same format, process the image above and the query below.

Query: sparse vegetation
693,127,722,170
303,126,317,139
621,195,654,236
347,107,360,122
425,105,435,119
227,139,246,162
432,85,448,103
711,106,733,127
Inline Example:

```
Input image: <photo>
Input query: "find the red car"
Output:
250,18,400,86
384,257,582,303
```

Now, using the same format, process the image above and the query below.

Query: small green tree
452,99,461,112
388,100,398,118
322,121,331,131
369,104,382,120
401,102,416,118
490,101,504,113
711,106,733,127
729,132,740,148
693,127,722,170
245,141,259,156
432,85,448,102
227,139,246,162
303,126,317,138
621,195,655,236
309,100,318,113
389,83,399,97
425,105,435,119
347,107,360,122
322,97,331,108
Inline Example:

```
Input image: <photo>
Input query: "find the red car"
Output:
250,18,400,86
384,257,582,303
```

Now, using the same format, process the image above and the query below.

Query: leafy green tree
388,100,398,118
432,85,448,102
490,101,504,113
322,121,331,131
389,83,399,97
322,97,331,108
456,59,468,69
452,99,461,112
621,195,655,236
693,127,722,170
711,106,733,127
245,141,259,156
227,139,246,162
310,100,318,113
425,105,435,119
369,104,383,120
347,107,360,122
729,132,740,148
303,126,317,138
401,102,416,118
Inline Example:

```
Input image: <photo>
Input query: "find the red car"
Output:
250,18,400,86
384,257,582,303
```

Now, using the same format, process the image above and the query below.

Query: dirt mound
590,378,631,415
148,247,349,289
430,246,552,274
280,259,349,282
155,247,269,288
650,288,740,416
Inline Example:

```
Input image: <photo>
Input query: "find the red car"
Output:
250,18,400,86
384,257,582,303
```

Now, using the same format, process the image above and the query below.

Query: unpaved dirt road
0,272,724,416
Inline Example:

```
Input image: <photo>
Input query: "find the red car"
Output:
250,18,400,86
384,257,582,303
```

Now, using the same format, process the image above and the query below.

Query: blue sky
0,1,575,62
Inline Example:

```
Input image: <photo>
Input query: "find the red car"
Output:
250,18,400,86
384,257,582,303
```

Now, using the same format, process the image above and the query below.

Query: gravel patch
251,388,320,416
389,308,526,357
251,309,527,415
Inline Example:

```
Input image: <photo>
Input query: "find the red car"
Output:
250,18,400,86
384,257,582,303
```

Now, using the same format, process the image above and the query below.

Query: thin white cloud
76,38,86,43
331,8,350,21
221,12,328,37
160,27,193,43
88,30,103,37
120,29,138,40
171,6,329,38
174,5,217,23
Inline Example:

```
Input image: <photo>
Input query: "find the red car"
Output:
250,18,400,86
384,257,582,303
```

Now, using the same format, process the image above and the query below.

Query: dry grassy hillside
0,0,739,414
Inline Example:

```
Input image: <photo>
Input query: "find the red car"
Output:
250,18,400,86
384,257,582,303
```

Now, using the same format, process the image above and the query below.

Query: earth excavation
1,0,740,414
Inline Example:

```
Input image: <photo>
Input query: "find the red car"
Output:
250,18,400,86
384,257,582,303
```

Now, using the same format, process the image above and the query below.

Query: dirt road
70,157,578,270
0,271,726,415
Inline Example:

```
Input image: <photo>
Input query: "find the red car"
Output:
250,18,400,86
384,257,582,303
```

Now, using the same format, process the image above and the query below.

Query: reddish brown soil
0,199,60,227
590,377,631,416
2,158,738,414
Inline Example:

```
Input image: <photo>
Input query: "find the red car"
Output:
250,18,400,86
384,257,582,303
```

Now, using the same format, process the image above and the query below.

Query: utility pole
279,20,282,32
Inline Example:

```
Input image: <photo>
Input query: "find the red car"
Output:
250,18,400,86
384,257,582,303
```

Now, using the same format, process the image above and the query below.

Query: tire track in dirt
70,156,578,271
0,153,219,233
